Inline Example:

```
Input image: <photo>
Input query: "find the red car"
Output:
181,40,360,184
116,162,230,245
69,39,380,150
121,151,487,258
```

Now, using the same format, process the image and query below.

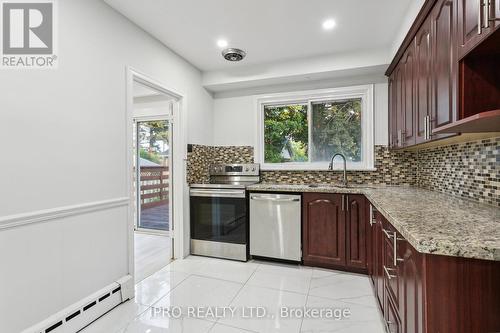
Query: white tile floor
81,256,386,333
134,233,172,283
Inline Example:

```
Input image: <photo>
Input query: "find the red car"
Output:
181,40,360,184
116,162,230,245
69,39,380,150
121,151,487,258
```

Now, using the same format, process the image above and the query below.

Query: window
256,85,374,170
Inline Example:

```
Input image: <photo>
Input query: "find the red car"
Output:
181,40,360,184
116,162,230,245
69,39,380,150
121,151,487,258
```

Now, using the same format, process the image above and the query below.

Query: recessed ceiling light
322,19,336,30
217,39,228,48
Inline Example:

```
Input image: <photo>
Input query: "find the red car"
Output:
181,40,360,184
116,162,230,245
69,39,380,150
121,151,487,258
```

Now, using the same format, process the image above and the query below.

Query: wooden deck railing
140,166,169,209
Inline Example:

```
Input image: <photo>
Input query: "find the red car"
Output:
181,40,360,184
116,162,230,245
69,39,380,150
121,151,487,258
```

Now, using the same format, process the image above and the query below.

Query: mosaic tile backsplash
187,136,500,207
416,137,499,206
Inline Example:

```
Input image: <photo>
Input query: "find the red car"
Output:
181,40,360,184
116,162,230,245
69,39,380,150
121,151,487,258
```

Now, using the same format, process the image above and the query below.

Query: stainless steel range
189,163,260,261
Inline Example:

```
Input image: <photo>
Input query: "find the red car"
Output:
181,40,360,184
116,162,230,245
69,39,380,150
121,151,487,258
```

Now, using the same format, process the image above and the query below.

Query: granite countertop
246,183,500,261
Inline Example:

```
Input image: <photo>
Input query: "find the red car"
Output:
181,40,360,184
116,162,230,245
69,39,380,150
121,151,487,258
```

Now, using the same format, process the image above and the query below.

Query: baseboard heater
21,275,134,333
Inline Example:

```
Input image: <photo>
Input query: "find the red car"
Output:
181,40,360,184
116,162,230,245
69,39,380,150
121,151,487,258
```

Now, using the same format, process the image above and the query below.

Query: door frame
126,66,187,282
134,115,172,236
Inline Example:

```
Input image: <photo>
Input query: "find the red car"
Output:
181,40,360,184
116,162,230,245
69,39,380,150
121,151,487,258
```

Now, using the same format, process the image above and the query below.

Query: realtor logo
1,0,57,68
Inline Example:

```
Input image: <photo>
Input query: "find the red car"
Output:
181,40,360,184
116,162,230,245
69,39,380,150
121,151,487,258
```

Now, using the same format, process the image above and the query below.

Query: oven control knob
251,167,255,171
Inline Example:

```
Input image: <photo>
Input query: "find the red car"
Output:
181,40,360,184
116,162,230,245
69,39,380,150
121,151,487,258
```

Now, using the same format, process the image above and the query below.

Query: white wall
390,0,426,58
0,0,212,331
213,82,388,147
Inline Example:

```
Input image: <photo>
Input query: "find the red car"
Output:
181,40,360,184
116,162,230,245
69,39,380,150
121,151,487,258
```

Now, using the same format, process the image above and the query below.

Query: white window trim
254,85,375,171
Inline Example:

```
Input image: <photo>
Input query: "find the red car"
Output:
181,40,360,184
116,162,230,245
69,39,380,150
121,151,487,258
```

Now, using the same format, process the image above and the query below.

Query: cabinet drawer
383,232,400,309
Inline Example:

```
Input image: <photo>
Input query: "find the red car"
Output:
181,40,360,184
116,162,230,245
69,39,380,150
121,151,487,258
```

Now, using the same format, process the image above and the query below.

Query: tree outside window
263,98,362,164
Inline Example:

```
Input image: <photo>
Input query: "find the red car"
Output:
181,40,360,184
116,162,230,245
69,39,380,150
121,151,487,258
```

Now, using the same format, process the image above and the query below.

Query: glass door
135,119,171,232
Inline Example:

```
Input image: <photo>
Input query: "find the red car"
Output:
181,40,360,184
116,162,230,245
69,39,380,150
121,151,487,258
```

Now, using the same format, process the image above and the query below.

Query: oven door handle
190,189,246,198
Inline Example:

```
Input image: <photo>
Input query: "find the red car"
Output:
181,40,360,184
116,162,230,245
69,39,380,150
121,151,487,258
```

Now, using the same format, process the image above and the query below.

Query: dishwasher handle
250,195,300,202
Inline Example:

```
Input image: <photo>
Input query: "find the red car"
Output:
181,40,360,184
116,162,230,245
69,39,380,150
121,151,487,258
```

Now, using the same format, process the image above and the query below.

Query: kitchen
186,0,500,331
1,1,498,333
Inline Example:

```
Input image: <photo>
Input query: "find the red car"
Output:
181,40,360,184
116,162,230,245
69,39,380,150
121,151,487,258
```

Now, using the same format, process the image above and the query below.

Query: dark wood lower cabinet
399,240,424,333
302,193,366,272
303,194,500,332
367,207,500,333
345,195,367,272
302,193,345,269
424,255,500,333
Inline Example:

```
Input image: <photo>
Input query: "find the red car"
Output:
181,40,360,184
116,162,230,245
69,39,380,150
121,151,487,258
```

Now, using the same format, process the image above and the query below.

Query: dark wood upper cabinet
395,65,405,147
401,44,416,146
302,193,346,269
457,0,483,58
415,18,433,144
388,74,397,148
345,195,367,271
458,0,499,59
430,0,457,134
388,0,499,143
459,29,500,120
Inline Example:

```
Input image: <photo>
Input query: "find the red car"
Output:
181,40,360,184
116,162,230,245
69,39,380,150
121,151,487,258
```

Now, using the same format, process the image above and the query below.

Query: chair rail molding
0,197,130,231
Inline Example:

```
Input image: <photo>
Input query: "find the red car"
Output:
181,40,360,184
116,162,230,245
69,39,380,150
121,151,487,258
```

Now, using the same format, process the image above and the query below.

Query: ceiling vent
222,48,246,62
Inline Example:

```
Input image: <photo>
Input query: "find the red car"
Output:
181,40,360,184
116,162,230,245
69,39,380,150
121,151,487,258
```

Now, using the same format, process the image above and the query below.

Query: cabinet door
415,18,432,144
345,195,367,271
400,242,425,333
388,73,397,149
401,44,416,147
383,229,401,311
458,0,494,58
375,213,385,309
303,193,346,269
366,205,375,281
431,0,457,134
394,65,405,148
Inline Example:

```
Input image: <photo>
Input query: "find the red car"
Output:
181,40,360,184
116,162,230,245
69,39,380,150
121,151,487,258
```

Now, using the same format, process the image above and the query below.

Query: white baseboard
21,275,133,333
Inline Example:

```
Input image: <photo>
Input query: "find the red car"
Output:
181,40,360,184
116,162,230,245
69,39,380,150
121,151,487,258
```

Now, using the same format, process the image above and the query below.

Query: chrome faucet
328,153,348,187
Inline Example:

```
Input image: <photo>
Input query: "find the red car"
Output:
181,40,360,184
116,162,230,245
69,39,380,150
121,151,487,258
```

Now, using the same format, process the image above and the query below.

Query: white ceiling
105,0,414,72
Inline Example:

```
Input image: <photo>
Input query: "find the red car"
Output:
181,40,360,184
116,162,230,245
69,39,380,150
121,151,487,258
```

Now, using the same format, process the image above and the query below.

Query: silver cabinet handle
369,205,376,226
250,196,300,202
393,232,405,266
483,0,490,28
383,228,405,266
427,116,433,139
346,195,349,211
479,0,483,34
424,115,428,140
384,265,396,280
341,194,345,211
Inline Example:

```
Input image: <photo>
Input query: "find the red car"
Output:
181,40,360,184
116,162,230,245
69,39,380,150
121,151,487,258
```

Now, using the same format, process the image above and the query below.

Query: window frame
255,85,374,171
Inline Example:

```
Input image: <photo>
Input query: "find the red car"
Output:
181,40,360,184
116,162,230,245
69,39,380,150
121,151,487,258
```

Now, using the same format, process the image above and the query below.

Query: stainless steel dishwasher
249,193,301,261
